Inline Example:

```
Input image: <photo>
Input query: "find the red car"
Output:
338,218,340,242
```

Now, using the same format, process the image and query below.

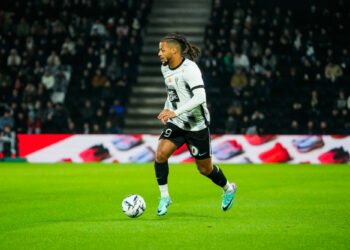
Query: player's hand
158,109,176,125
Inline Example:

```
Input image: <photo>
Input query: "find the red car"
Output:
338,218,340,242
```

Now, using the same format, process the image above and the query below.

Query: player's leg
195,157,235,194
155,138,177,196
186,128,237,211
195,157,237,211
155,123,185,216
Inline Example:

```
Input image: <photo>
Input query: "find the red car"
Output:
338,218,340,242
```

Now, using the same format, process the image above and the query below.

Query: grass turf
0,163,349,250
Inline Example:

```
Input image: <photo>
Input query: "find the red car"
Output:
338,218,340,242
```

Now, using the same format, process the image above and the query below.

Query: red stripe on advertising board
17,134,74,157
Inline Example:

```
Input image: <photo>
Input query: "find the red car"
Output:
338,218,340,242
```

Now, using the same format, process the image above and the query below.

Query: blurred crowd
201,0,350,134
1,0,349,137
0,0,152,136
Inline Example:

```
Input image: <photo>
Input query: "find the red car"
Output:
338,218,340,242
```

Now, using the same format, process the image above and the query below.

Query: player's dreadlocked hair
161,33,200,60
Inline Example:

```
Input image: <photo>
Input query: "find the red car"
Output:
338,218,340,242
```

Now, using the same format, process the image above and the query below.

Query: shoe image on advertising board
112,135,143,151
181,157,195,163
244,135,275,145
258,143,290,163
173,144,188,155
292,136,324,153
331,135,348,139
129,147,155,163
79,144,111,162
318,147,350,164
213,140,243,160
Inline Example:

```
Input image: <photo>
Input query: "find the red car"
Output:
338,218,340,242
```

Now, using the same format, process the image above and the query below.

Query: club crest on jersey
168,77,172,83
189,145,199,156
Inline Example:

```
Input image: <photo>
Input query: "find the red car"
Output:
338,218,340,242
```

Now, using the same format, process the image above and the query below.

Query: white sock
159,184,169,198
222,181,233,194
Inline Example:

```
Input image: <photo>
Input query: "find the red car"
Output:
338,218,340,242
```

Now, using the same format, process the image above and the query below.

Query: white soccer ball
122,194,146,218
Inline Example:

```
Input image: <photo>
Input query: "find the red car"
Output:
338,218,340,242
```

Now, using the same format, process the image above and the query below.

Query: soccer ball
122,194,146,218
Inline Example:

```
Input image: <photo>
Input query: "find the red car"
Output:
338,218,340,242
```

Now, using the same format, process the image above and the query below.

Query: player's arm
158,96,172,125
175,64,206,115
158,88,205,124
173,87,205,116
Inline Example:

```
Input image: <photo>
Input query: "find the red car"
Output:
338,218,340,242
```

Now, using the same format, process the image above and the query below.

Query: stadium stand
0,0,152,134
202,0,350,134
0,0,349,137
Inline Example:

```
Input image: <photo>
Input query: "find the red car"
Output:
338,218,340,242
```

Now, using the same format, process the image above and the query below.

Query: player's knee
155,150,169,163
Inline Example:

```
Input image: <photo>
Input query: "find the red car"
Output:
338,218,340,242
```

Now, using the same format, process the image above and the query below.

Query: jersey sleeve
182,63,204,90
174,87,206,116
173,62,206,116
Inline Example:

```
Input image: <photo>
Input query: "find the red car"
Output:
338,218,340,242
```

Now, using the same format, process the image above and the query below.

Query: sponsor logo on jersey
168,88,180,102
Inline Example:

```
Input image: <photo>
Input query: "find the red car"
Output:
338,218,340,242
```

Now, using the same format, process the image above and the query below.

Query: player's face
158,42,172,65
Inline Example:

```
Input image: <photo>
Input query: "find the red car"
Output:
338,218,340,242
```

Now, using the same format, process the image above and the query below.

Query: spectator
335,90,347,110
233,49,250,71
47,51,61,67
51,69,68,104
116,18,129,38
22,83,37,104
16,18,30,38
287,120,301,135
115,79,128,102
0,80,12,103
90,20,106,36
107,60,121,82
81,100,95,123
7,49,21,67
0,124,18,157
100,81,114,104
99,48,108,69
243,116,257,134
27,114,41,134
92,123,101,134
35,83,49,105
85,47,99,69
262,48,277,71
103,120,120,134
0,110,14,130
231,67,248,91
94,108,106,128
60,47,74,67
82,122,90,134
41,101,55,132
318,121,330,134
305,120,316,134
61,37,75,55
223,51,234,76
339,48,350,75
91,69,108,88
325,59,343,83
41,69,55,91
109,99,125,116
51,103,69,133
68,120,77,134
33,61,44,82
14,112,27,134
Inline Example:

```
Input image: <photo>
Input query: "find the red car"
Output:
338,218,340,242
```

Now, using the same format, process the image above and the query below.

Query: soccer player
155,33,237,216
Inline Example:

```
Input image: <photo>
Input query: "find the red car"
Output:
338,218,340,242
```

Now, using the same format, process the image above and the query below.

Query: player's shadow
78,212,220,222
166,212,220,219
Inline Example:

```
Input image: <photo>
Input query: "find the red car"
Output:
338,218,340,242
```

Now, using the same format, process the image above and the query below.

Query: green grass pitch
0,163,349,250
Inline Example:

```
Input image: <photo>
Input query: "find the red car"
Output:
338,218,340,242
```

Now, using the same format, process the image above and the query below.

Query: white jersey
161,58,210,131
